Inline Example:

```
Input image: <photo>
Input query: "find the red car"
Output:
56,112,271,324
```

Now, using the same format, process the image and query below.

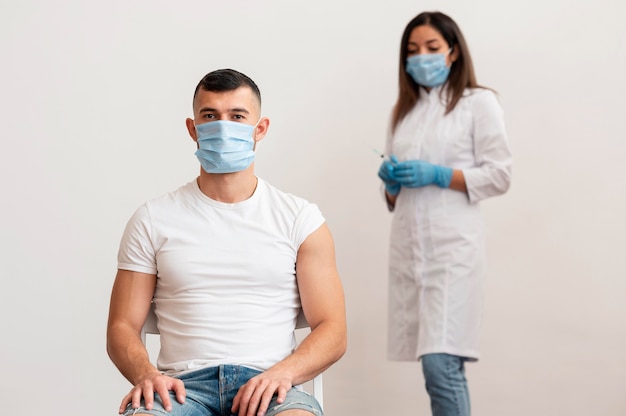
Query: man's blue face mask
194,119,259,174
405,49,452,88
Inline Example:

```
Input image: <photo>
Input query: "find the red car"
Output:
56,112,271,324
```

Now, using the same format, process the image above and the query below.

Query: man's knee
265,389,323,416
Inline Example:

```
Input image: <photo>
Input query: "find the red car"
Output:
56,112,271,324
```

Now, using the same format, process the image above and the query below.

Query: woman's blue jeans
421,353,470,416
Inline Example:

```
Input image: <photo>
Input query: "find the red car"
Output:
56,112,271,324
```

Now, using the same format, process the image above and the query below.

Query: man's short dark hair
193,68,261,107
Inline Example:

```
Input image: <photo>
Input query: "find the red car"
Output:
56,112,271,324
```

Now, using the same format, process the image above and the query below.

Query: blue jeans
421,354,470,416
121,365,323,416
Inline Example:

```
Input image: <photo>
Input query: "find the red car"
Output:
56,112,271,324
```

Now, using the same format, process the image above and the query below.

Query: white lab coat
385,86,512,362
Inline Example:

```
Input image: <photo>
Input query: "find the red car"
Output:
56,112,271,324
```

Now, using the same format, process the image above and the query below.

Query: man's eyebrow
229,107,250,114
198,106,250,114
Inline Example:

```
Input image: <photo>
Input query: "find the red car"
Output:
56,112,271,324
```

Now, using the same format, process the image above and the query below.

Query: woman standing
378,11,512,416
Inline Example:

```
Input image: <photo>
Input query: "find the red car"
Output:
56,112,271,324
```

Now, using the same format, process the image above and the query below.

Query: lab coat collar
420,84,445,96
419,84,448,105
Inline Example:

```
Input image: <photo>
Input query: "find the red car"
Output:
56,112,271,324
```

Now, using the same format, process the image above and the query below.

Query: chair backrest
141,303,323,409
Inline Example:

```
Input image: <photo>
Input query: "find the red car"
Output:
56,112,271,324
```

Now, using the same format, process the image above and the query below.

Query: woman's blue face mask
405,49,453,88
194,119,260,174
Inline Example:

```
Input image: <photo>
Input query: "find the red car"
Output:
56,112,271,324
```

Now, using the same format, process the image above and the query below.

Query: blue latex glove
377,155,400,195
393,159,453,188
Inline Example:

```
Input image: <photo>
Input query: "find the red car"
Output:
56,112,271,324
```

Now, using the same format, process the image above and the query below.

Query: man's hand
231,370,293,416
119,373,186,414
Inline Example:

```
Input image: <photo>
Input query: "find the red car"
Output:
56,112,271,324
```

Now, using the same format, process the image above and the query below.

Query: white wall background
1,0,625,414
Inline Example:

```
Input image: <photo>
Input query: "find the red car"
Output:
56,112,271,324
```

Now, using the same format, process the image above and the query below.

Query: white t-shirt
117,178,325,374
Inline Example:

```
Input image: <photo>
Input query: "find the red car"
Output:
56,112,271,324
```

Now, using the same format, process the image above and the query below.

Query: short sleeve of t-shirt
292,203,325,249
117,204,157,275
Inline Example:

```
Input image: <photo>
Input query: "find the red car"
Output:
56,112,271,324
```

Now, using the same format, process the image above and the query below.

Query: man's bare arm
107,269,185,413
107,269,158,384
288,222,348,381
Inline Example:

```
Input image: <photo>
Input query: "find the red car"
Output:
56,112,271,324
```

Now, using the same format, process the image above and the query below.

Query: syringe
372,148,388,160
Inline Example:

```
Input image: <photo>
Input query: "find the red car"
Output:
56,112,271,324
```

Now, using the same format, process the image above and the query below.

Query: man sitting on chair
106,68,347,416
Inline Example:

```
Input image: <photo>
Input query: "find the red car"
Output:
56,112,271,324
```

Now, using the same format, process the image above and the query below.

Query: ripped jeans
121,364,323,416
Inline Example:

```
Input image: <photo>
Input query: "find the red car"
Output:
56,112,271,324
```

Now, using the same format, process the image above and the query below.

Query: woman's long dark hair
391,11,484,133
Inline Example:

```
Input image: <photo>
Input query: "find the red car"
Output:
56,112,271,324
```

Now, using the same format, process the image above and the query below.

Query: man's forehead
193,86,259,112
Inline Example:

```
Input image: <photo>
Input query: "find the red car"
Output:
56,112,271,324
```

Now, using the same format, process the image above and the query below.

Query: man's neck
196,169,258,203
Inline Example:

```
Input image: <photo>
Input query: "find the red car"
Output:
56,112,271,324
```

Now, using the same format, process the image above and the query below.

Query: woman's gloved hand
393,159,453,188
377,155,401,195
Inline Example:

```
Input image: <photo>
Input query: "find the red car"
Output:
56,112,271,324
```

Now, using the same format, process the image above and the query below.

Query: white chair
141,303,324,409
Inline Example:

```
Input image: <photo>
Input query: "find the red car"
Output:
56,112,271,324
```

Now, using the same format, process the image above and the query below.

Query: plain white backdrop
1,0,625,414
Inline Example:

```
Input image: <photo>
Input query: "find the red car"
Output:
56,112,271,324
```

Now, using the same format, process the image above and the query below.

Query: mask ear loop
252,117,264,146
447,46,458,67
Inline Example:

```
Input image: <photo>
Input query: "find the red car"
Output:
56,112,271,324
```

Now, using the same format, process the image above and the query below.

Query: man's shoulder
257,178,325,241
258,178,314,209
144,180,196,206
127,181,196,223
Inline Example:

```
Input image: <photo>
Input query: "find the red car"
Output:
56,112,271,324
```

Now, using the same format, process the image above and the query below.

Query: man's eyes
201,114,245,120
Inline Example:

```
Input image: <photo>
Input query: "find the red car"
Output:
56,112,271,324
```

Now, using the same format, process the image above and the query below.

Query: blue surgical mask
406,49,452,88
194,120,259,173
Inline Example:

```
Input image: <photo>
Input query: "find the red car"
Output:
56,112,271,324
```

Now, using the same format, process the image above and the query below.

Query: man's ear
186,118,197,143
253,117,270,143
